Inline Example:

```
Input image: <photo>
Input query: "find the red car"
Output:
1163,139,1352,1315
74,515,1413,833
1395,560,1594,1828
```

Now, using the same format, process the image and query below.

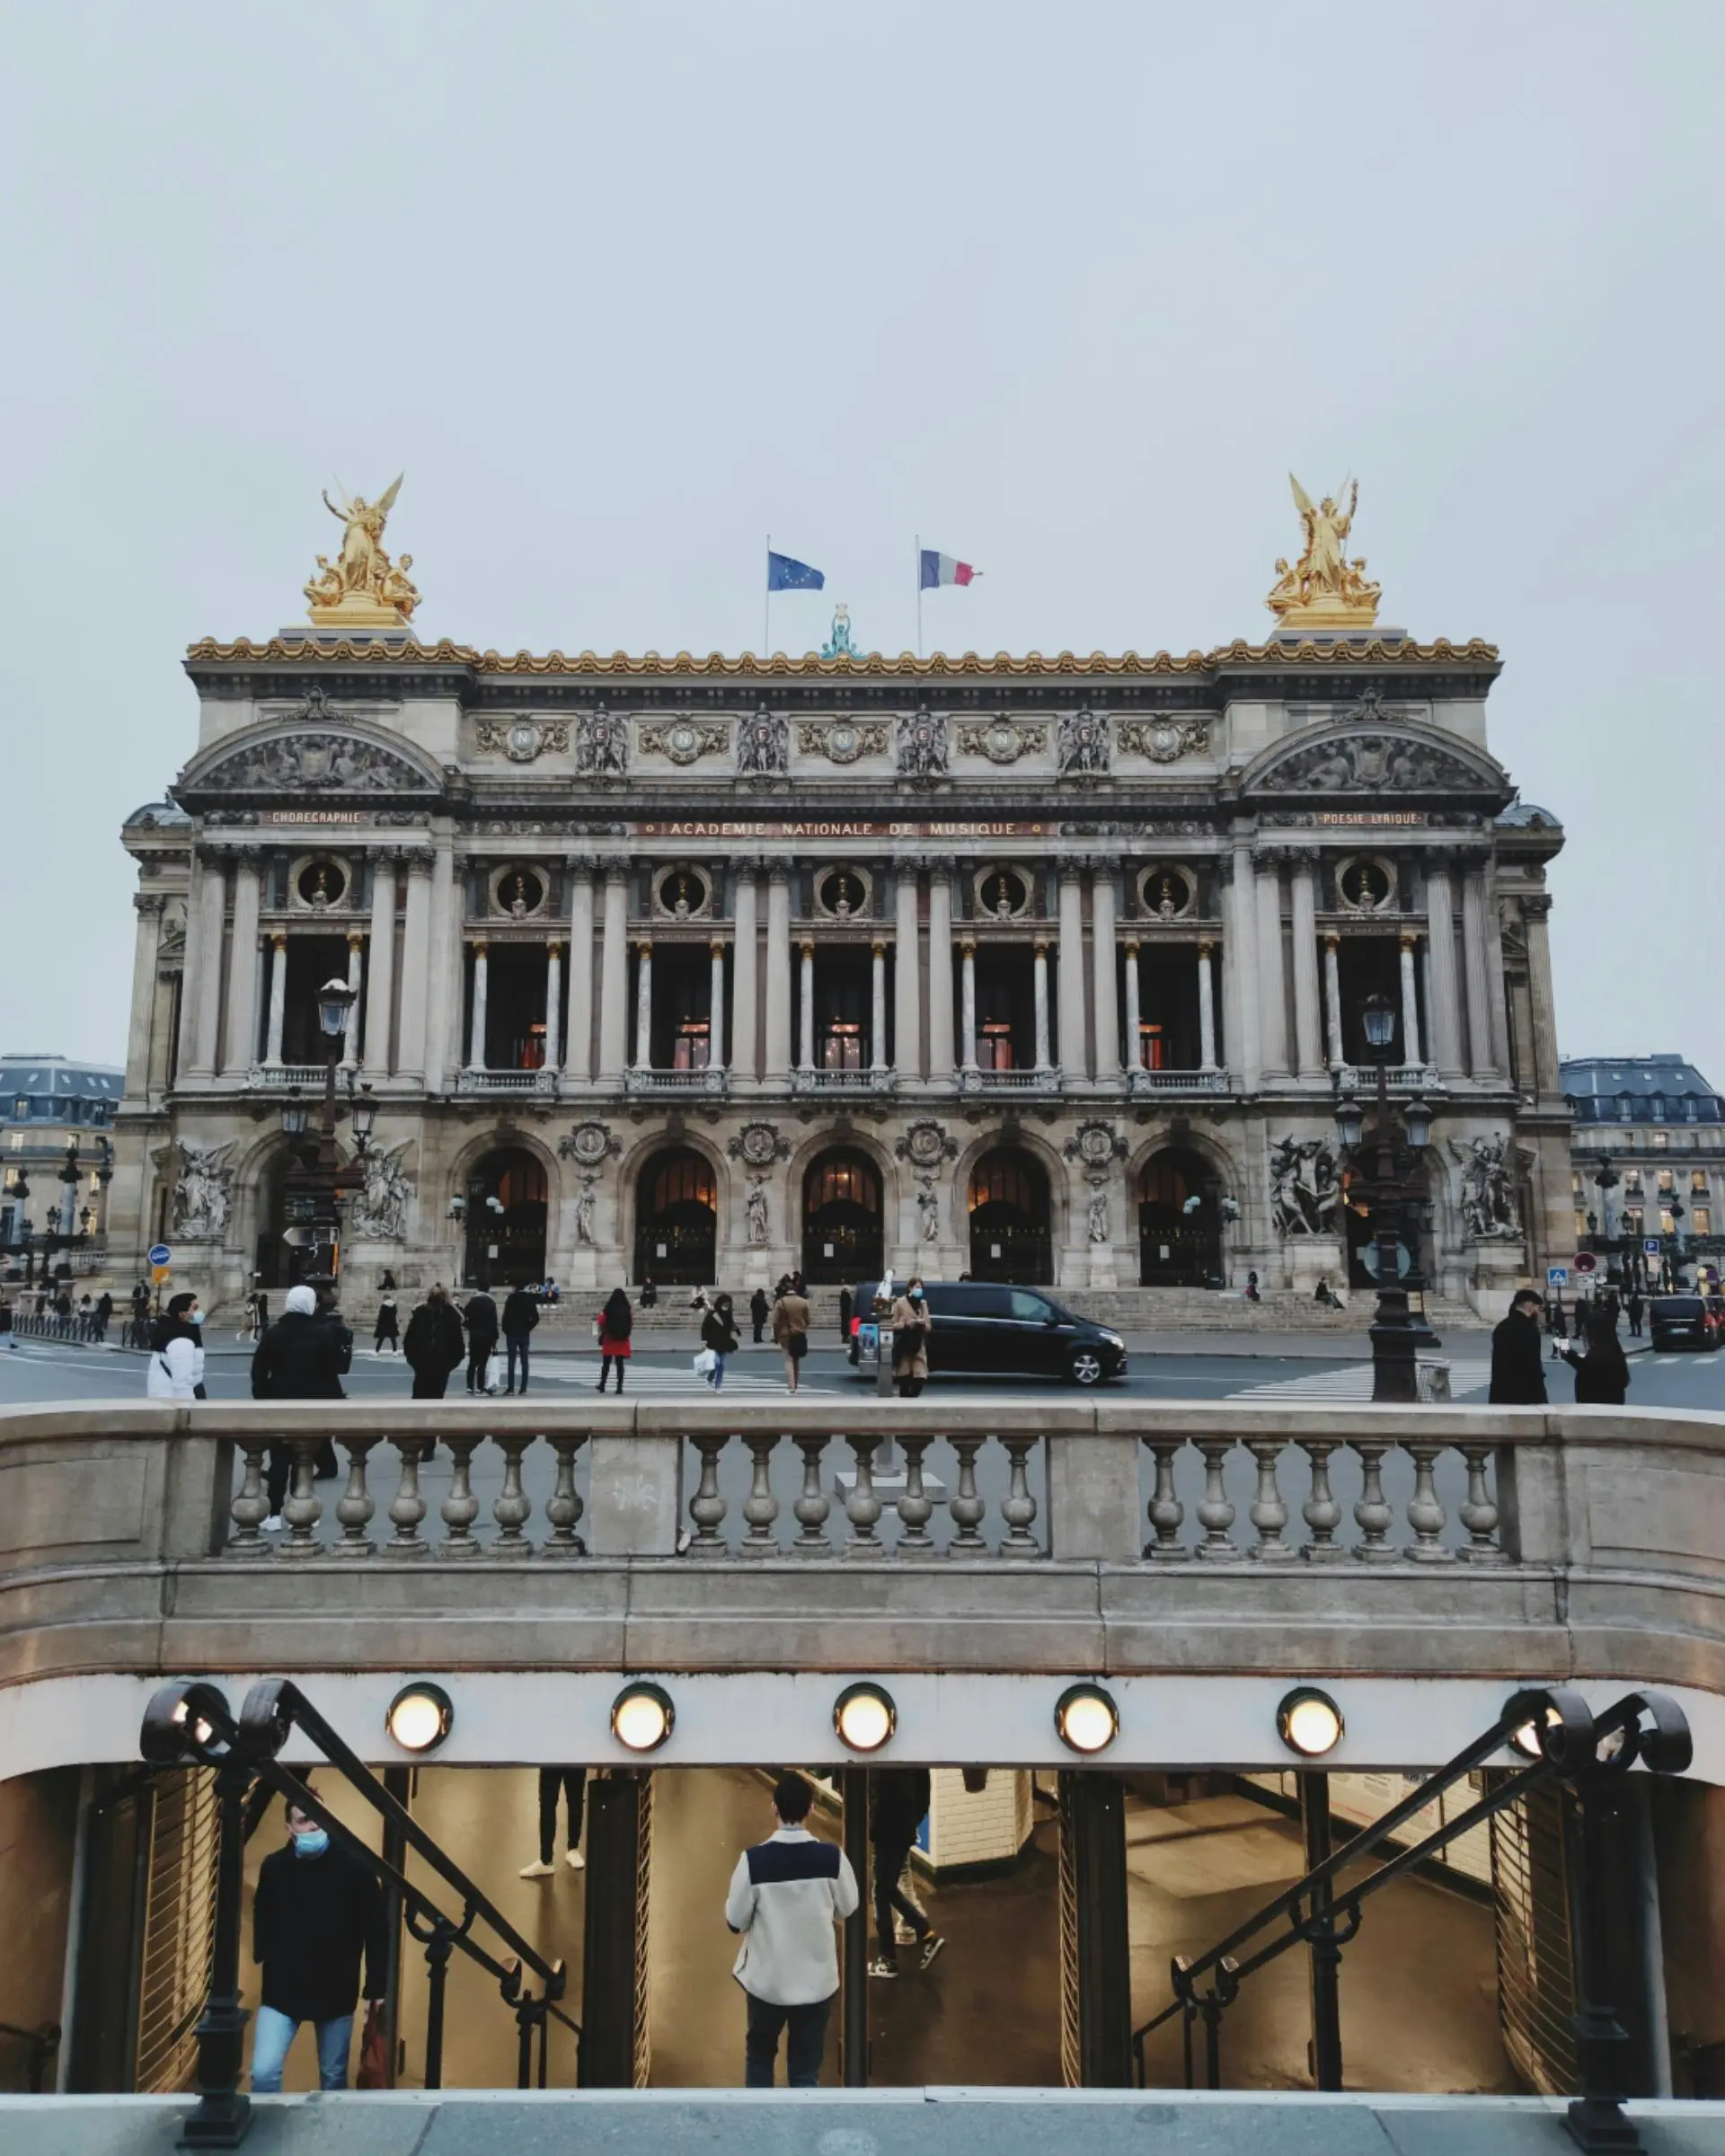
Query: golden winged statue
305,473,421,627
1266,473,1381,630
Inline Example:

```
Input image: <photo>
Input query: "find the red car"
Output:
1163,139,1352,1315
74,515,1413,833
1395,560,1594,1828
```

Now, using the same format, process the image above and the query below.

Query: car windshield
1653,1297,1704,1316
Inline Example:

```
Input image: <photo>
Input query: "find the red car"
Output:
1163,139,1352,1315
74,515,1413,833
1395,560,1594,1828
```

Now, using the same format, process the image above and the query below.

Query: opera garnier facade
111,478,1570,1318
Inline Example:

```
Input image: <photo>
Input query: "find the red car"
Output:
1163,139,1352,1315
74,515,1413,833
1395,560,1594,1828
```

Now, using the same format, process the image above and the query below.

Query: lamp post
278,982,369,1286
1334,994,1438,1403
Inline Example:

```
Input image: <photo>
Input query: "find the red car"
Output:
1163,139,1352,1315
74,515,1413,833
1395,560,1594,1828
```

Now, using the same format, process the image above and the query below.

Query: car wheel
1068,1348,1104,1387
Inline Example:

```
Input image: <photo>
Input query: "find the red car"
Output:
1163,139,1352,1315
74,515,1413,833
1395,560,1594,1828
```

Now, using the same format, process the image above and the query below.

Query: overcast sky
2,3,1721,1081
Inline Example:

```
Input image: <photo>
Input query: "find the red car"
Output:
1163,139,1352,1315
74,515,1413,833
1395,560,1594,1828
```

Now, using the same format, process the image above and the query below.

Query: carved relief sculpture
745,1179,770,1244
1086,1180,1110,1243
1269,1137,1341,1238
729,1122,792,1169
896,1120,958,1170
574,1180,598,1247
349,1142,414,1241
955,718,1048,765
1117,717,1210,764
559,1120,622,1168
1260,731,1487,796
796,720,890,764
474,719,571,764
640,719,730,766
172,1141,236,1242
305,474,421,628
916,1180,941,1242
1450,1135,1521,1239
1057,708,1110,778
1265,475,1382,632
737,708,790,779
1064,1120,1128,1169
574,709,630,778
897,705,950,781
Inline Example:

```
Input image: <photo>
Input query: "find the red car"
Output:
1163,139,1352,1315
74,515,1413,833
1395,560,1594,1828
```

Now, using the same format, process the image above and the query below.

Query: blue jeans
744,1991,830,2087
710,1354,727,1392
250,2004,354,2091
506,1336,530,1388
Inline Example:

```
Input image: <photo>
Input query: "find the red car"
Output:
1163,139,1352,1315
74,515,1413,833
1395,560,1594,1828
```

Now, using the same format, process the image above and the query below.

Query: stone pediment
1242,720,1508,804
174,694,444,804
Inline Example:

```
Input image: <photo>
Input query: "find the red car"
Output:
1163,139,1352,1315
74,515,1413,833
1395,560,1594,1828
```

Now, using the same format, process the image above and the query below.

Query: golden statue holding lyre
304,473,421,627
1265,473,1381,632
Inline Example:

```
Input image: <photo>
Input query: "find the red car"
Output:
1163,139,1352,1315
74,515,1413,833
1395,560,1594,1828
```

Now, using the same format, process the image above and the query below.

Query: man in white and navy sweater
724,1772,860,2087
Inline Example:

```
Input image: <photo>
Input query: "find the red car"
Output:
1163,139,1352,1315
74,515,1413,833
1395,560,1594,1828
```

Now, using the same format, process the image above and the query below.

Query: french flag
919,548,978,590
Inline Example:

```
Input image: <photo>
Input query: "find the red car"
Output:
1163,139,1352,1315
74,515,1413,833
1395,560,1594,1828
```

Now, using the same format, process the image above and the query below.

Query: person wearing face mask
252,1284,349,1531
889,1277,931,1399
251,1790,388,2094
146,1291,208,1400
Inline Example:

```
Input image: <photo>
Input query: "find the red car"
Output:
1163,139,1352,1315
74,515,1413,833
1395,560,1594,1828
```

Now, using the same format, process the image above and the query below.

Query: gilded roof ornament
1266,474,1382,632
305,473,421,628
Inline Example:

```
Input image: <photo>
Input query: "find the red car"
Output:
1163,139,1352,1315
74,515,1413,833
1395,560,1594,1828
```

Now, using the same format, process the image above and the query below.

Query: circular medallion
984,720,1020,764
828,724,860,763
567,1121,612,1166
668,722,699,764
506,720,540,762
739,1124,781,1167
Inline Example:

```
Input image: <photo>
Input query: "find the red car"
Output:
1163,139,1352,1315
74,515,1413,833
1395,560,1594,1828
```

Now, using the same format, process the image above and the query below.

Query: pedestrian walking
373,1292,400,1354
519,1767,588,1878
889,1277,931,1399
595,1286,632,1392
53,1288,73,1337
772,1277,811,1394
838,1286,853,1347
403,1285,466,1401
500,1283,540,1393
251,1790,388,2093
146,1291,207,1400
868,1768,943,1979
1561,1322,1631,1407
0,1296,13,1353
251,1284,349,1531
725,1772,858,2090
1489,1287,1549,1406
93,1290,112,1343
464,1287,500,1395
749,1286,770,1345
130,1279,152,1346
700,1293,739,1392
1627,1289,1645,1339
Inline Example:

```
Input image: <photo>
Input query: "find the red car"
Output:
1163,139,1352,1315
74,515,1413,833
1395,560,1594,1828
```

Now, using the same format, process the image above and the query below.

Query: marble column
1091,868,1120,1082
634,940,654,1069
1461,862,1496,1077
708,941,726,1072
893,865,922,1080
765,868,792,1080
1254,854,1289,1080
397,853,433,1082
1522,893,1560,1099
423,842,458,1093
342,932,364,1071
597,863,630,1083
1322,934,1343,1069
264,935,288,1065
870,941,887,1072
1290,853,1322,1078
1057,868,1086,1082
926,864,955,1081
1398,933,1424,1070
181,849,226,1080
1422,860,1464,1079
544,941,563,1070
1482,872,1514,1081
798,941,816,1071
1033,942,1051,1070
222,853,263,1074
564,864,595,1082
731,867,759,1082
467,941,489,1071
1198,939,1218,1071
1122,940,1142,1073
1221,839,1261,1090
125,895,166,1099
361,853,398,1080
960,941,978,1070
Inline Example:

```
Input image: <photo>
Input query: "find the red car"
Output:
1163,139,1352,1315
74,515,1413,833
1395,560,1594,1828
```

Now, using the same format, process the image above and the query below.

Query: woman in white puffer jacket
145,1291,207,1400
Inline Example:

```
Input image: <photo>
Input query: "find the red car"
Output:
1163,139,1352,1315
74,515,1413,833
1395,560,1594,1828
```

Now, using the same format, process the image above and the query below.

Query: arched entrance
969,1150,1051,1283
1137,1148,1222,1286
464,1148,548,1287
634,1146,717,1286
802,1149,882,1285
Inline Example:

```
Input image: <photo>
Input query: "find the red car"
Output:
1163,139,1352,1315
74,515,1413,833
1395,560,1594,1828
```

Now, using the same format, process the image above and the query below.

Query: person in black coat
463,1288,500,1394
403,1286,466,1401
1489,1288,1549,1406
749,1287,770,1345
1562,1321,1631,1406
250,1791,387,2091
500,1285,540,1395
252,1285,349,1526
700,1294,740,1392
869,1768,943,1977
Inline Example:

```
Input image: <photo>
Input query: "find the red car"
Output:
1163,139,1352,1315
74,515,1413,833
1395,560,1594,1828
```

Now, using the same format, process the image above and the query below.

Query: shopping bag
356,2001,390,2089
693,1348,717,1377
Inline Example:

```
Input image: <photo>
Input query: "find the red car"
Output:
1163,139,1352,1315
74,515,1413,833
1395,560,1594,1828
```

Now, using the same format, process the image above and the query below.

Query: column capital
347,929,365,950
767,862,792,885
1323,931,1340,950
1033,938,1049,956
472,936,489,956
959,935,976,955
563,849,599,875
799,937,815,958
711,936,727,957
637,934,653,954
1198,937,1216,958
1123,935,1140,955
1398,930,1420,951
133,891,166,917
1523,892,1553,921
546,938,563,956
871,938,887,957
1422,845,1460,874
599,853,632,879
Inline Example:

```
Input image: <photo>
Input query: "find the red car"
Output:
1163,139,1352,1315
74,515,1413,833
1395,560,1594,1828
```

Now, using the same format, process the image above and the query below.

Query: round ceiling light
386,1682,453,1755
612,1682,675,1754
1055,1683,1119,1755
1508,1704,1560,1761
834,1683,897,1754
1277,1688,1344,1759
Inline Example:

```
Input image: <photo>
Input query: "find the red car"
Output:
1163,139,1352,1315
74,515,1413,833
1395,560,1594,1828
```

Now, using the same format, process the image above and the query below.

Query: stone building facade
110,624,1571,1318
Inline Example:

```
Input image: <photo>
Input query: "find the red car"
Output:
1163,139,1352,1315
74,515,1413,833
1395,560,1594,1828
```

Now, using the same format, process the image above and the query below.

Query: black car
849,1279,1127,1386
1649,1294,1723,1352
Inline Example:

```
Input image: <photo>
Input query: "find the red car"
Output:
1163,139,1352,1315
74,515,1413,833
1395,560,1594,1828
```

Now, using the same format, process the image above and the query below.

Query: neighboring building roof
1561,1055,1723,1124
1496,800,1561,828
0,1056,125,1124
124,798,191,828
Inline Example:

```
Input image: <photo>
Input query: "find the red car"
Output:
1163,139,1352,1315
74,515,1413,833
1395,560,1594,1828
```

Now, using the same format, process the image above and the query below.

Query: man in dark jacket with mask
867,1767,943,1979
252,1284,349,1528
464,1287,500,1395
500,1284,540,1395
251,1790,387,2091
1489,1287,1549,1406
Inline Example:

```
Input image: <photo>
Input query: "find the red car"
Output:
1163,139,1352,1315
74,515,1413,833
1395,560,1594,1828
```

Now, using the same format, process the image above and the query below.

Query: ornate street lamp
279,1087,308,1139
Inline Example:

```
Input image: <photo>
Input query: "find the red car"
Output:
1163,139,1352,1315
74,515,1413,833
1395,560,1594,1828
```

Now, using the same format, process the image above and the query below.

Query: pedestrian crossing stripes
1227,1362,1490,1403
476,1362,838,1399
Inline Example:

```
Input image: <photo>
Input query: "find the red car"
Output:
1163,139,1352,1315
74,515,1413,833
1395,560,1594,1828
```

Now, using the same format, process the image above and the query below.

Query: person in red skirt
596,1286,633,1392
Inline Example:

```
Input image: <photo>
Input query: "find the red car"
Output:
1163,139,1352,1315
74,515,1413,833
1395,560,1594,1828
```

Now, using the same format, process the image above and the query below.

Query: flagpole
915,533,923,660
764,533,771,659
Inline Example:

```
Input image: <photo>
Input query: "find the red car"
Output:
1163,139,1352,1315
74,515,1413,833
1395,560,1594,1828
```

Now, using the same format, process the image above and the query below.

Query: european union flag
767,551,825,593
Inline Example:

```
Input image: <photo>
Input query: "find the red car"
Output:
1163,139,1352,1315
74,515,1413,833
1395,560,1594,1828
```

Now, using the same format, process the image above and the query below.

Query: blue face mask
293,1827,330,1858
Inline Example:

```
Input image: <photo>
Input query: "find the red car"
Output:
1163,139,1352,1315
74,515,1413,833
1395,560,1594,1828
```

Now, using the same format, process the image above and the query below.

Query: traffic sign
1574,1252,1598,1276
147,1243,172,1268
1546,1266,1570,1287
1644,1238,1662,1257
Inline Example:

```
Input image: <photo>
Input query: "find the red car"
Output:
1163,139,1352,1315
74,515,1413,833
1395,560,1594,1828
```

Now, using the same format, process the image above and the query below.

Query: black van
1649,1294,1723,1351
850,1279,1127,1387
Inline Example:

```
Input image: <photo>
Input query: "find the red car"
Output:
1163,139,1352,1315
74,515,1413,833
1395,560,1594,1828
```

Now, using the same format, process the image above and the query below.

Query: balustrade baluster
687,1433,730,1554
742,1435,781,1554
1404,1442,1454,1563
491,1433,535,1557
384,1436,430,1558
228,1438,270,1557
1351,1442,1395,1562
999,1435,1040,1557
1246,1440,1291,1561
544,1434,588,1554
438,1432,483,1558
792,1436,832,1556
332,1436,379,1559
1299,1440,1344,1562
1456,1443,1504,1564
1194,1440,1236,1560
1143,1437,1188,1560
845,1436,884,1559
897,1433,935,1556
948,1436,986,1555
279,1435,324,1559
